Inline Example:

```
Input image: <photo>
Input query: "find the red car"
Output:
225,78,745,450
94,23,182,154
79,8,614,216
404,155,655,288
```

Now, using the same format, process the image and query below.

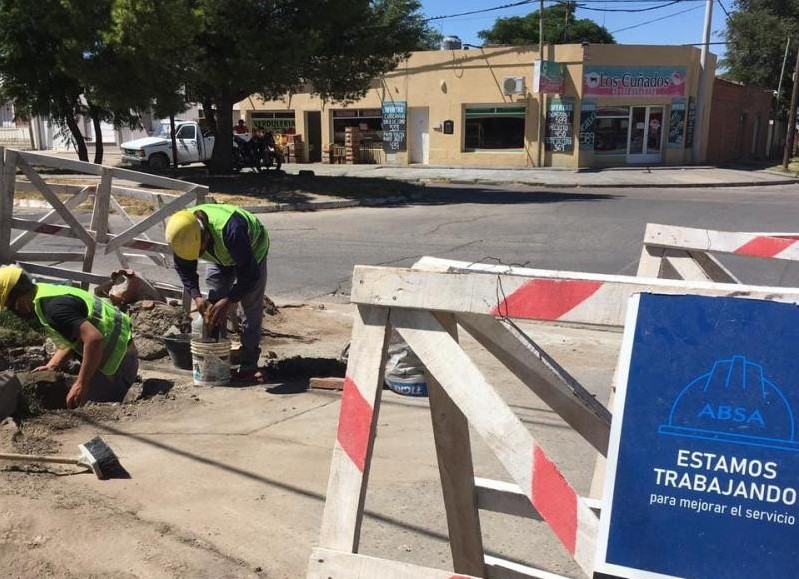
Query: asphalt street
16,183,799,301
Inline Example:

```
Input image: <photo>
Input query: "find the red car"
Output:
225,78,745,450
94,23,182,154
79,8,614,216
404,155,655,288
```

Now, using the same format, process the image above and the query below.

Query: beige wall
238,44,715,168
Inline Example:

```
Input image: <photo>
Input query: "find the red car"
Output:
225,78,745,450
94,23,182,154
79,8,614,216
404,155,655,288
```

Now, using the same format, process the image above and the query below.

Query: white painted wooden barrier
0,147,208,297
311,260,799,579
637,223,799,282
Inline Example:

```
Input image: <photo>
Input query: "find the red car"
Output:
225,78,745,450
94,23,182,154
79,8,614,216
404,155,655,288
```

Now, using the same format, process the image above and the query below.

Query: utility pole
782,46,799,169
692,0,713,163
776,37,791,104
536,0,546,167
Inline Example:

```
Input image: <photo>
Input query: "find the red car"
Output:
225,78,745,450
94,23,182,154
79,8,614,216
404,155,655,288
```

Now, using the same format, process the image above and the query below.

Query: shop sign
579,101,597,150
545,97,574,153
382,101,407,153
534,60,565,94
685,97,697,148
583,66,687,98
668,99,686,148
597,293,799,579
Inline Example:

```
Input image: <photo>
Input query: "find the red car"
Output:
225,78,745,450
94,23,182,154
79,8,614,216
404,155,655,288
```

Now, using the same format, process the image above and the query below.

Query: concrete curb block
413,177,799,189
13,194,422,214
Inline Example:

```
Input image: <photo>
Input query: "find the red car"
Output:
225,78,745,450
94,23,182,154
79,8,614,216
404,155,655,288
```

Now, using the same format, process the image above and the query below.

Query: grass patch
766,157,799,176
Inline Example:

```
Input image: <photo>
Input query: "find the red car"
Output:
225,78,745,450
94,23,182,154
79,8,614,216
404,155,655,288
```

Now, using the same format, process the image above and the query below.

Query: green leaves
477,4,615,46
723,0,799,117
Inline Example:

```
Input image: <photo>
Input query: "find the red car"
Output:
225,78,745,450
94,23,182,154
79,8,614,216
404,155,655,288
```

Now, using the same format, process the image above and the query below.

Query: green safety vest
33,283,132,376
191,204,269,266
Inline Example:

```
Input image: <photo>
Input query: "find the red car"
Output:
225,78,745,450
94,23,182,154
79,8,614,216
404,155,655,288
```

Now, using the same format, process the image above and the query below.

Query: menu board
579,101,597,151
545,97,575,153
685,97,696,148
382,101,407,152
668,99,686,149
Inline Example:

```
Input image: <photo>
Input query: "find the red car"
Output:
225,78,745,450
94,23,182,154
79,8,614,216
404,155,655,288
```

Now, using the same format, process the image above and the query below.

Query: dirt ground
0,301,619,579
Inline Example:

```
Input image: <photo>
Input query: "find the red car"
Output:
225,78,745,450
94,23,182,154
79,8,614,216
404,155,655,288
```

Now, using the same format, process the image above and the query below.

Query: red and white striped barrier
638,223,799,282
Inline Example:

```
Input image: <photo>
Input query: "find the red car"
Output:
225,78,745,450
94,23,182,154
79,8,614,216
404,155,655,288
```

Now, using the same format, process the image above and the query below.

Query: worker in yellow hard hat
166,204,270,384
0,265,137,408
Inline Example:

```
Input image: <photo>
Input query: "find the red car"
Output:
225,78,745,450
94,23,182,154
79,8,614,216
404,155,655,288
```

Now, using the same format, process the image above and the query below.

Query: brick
309,377,345,391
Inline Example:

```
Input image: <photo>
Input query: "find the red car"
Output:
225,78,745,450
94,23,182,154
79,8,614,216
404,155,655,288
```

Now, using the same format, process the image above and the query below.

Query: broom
0,436,127,479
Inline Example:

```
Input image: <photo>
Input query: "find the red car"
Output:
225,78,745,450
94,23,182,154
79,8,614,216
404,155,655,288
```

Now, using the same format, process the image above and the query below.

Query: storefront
238,44,715,168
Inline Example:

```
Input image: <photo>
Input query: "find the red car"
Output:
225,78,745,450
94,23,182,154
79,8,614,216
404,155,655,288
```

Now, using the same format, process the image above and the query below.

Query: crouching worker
0,265,137,408
165,204,269,384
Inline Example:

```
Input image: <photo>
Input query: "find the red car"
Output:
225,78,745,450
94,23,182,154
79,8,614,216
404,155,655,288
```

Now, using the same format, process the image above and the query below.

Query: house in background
707,78,772,163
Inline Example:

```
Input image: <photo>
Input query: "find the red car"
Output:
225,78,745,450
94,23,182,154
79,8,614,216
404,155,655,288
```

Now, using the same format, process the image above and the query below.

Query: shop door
409,107,429,164
306,111,322,163
627,106,663,163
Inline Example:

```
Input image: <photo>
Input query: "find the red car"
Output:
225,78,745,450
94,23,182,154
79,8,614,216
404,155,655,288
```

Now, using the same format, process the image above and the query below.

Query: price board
382,101,407,153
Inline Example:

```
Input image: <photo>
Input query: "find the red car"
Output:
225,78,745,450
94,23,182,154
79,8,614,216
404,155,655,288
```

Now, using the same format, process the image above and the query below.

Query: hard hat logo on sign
658,355,799,452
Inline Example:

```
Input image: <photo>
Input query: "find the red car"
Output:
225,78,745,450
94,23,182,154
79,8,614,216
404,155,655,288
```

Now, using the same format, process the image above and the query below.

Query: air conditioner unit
502,76,525,95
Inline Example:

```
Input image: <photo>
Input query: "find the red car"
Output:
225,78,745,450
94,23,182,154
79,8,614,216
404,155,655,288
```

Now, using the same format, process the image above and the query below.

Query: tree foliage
0,0,432,170
478,4,615,46
723,0,799,117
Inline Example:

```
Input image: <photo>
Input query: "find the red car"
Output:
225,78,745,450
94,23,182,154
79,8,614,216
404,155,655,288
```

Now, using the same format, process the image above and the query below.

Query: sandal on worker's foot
232,369,268,385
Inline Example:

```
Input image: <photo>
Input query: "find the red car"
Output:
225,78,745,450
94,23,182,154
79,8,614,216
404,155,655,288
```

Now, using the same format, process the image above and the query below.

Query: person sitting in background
234,119,248,134
0,265,138,408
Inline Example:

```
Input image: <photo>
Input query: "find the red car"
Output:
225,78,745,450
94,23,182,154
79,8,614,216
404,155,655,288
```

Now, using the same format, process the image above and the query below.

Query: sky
420,0,730,65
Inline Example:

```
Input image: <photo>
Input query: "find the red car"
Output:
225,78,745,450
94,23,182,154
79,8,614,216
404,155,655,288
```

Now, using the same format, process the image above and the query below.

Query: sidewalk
282,162,799,189
35,146,799,189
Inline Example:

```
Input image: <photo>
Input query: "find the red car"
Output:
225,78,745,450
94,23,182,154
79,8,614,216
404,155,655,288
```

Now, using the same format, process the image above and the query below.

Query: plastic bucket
163,333,195,370
190,338,231,387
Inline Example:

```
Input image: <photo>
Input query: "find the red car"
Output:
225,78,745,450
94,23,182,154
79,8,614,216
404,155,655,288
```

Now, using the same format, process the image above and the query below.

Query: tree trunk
64,115,89,162
202,98,217,136
90,109,104,165
208,97,234,174
169,114,179,169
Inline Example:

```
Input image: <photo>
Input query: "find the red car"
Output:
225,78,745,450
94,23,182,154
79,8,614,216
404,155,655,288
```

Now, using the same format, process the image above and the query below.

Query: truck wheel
149,153,170,171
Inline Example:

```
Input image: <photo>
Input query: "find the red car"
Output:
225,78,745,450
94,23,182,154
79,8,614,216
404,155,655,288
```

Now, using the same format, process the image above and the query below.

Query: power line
610,3,704,32
424,0,536,22
716,0,731,18
560,0,685,13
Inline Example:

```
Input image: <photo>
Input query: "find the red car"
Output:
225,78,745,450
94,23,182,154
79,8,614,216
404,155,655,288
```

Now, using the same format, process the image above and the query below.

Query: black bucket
163,333,195,370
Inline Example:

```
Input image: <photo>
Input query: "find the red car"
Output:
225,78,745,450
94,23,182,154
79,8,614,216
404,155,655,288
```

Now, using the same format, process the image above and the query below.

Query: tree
0,0,94,160
185,0,431,173
478,4,615,46
0,0,144,163
723,0,799,118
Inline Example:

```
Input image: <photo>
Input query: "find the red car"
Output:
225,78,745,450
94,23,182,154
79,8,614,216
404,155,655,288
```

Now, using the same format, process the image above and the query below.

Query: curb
12,193,421,214
242,194,420,214
412,177,799,189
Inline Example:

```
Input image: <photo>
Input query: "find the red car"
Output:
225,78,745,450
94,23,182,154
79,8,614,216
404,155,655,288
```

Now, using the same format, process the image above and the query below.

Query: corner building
238,43,716,168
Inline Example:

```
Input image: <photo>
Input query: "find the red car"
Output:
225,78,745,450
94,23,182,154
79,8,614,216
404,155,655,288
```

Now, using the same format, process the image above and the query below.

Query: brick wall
707,78,772,163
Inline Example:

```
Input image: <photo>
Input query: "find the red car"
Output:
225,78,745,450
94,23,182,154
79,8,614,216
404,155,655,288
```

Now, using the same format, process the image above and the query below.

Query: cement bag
95,270,164,306
383,329,428,397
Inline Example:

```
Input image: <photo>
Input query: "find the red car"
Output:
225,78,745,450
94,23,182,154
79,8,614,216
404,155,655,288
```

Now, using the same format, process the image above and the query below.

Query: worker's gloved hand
194,296,210,316
208,298,231,329
66,380,89,409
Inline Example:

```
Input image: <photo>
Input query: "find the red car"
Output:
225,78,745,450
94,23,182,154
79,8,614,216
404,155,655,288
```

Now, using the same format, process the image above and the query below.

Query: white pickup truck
121,120,215,170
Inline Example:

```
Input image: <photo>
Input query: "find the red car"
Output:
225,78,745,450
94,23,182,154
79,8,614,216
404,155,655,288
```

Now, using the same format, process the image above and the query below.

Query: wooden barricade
0,147,208,296
637,223,799,283
310,259,799,579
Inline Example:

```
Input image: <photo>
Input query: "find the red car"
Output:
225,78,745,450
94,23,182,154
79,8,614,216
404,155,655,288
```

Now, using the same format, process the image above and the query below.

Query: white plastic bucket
190,338,231,387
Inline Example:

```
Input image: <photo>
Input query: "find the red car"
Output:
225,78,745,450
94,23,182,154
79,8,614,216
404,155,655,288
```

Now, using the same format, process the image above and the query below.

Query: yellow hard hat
165,210,201,260
0,265,23,309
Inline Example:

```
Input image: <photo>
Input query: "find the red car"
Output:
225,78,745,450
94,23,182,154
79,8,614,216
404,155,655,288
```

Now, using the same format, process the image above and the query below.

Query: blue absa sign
596,293,799,579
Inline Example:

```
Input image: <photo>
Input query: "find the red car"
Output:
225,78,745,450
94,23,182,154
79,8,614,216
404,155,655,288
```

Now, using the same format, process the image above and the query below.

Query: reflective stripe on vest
191,204,269,266
33,283,131,376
